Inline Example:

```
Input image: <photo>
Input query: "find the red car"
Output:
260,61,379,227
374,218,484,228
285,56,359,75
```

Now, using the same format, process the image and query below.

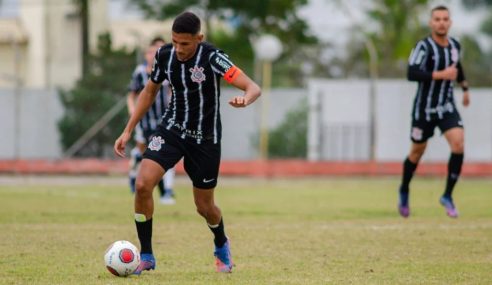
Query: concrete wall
308,79,492,162
0,87,307,160
0,89,63,159
220,88,307,160
2,81,490,162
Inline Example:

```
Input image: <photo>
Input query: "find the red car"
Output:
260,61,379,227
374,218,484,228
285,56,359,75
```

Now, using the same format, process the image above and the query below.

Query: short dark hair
431,5,449,15
150,36,165,46
172,11,201,34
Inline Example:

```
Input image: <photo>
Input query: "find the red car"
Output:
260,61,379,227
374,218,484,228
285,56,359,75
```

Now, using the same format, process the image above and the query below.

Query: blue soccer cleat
440,196,459,218
398,187,410,218
214,239,233,273
133,253,156,275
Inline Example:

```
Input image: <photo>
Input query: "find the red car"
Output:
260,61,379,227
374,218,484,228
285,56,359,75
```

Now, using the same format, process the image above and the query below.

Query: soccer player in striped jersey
127,37,176,205
114,12,261,274
398,5,470,218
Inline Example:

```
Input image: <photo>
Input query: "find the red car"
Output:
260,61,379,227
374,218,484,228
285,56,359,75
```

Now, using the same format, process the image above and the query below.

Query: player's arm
456,62,470,107
209,51,261,108
126,91,138,115
114,81,161,157
227,71,261,108
407,42,433,82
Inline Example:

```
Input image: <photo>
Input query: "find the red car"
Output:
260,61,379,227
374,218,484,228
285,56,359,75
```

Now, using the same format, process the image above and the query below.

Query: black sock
135,218,153,254
401,157,418,193
158,179,165,197
208,218,227,248
444,153,464,198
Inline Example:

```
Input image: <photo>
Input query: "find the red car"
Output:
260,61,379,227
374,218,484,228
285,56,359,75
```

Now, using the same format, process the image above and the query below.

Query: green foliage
58,33,136,157
460,35,492,86
481,14,492,36
366,0,430,77
268,100,307,158
128,0,317,86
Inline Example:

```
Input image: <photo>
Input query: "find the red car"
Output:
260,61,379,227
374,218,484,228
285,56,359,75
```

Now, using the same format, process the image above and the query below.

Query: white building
0,0,171,90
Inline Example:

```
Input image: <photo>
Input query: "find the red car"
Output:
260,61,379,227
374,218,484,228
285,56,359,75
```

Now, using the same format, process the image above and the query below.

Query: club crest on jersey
190,65,206,83
148,136,165,151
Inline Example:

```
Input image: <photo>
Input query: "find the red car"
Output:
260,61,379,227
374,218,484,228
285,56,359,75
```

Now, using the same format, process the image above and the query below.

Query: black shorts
410,110,463,143
143,126,221,189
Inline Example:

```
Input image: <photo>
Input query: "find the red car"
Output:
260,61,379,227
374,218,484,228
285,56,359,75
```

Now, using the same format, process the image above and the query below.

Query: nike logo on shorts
203,178,215,183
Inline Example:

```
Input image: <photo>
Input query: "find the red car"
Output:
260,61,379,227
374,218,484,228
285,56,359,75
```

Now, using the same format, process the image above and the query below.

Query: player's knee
195,202,213,218
196,205,209,218
134,179,153,198
450,140,464,153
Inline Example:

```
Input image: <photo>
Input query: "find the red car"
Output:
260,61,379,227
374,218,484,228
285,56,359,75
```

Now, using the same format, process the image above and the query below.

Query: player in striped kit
114,12,261,274
398,5,470,218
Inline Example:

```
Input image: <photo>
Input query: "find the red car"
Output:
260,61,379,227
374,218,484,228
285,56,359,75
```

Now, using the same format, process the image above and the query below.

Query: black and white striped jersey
150,42,240,144
407,36,466,121
129,63,170,131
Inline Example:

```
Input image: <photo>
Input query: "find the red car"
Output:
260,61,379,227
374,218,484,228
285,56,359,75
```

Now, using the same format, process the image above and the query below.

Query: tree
461,0,492,86
58,34,136,157
268,100,307,158
366,0,430,77
127,0,317,86
327,0,430,78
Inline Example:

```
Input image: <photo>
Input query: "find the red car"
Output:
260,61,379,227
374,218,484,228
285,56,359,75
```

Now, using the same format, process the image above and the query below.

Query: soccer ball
104,240,140,277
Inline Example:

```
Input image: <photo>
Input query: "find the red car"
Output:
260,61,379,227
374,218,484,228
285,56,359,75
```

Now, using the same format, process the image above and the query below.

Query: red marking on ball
119,248,134,263
106,266,120,276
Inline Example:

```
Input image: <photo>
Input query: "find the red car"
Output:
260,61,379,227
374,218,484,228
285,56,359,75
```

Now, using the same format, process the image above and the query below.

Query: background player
127,37,176,204
398,5,470,218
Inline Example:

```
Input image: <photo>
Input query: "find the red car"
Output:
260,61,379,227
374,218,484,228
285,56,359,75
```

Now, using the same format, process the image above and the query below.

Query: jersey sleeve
128,66,141,92
209,50,242,84
457,61,466,83
407,40,433,82
150,47,167,84
453,40,466,83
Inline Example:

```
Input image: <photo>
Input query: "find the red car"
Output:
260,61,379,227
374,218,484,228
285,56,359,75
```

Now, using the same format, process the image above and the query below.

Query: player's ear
197,34,204,42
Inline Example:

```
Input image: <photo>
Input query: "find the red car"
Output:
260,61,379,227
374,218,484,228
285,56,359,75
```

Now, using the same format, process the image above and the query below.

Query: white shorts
134,125,146,144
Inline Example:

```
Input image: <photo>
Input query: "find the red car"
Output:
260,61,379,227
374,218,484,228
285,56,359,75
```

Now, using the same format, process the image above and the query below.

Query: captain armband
223,66,242,84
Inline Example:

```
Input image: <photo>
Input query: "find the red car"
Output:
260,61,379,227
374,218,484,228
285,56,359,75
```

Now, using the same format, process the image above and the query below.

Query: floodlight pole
259,60,272,160
252,34,283,160
13,37,22,159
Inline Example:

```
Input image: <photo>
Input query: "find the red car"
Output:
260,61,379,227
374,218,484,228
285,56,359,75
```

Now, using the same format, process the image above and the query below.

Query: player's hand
462,91,470,107
114,132,131,157
229,96,248,108
441,65,458,81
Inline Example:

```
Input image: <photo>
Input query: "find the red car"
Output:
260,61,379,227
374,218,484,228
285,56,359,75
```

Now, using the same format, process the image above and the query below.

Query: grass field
0,175,491,285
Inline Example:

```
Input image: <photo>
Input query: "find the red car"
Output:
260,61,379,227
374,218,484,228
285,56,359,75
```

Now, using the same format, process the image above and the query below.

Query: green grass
0,176,491,285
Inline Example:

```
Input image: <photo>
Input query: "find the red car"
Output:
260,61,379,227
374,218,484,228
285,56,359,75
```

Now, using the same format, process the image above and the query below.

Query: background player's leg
157,178,166,198
440,127,464,217
160,168,176,204
129,147,142,193
443,127,464,197
134,159,165,274
401,142,427,192
164,168,176,195
398,142,427,217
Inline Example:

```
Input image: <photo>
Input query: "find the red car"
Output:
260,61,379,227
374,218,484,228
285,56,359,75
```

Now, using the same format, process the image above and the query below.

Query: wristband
462,86,469,92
